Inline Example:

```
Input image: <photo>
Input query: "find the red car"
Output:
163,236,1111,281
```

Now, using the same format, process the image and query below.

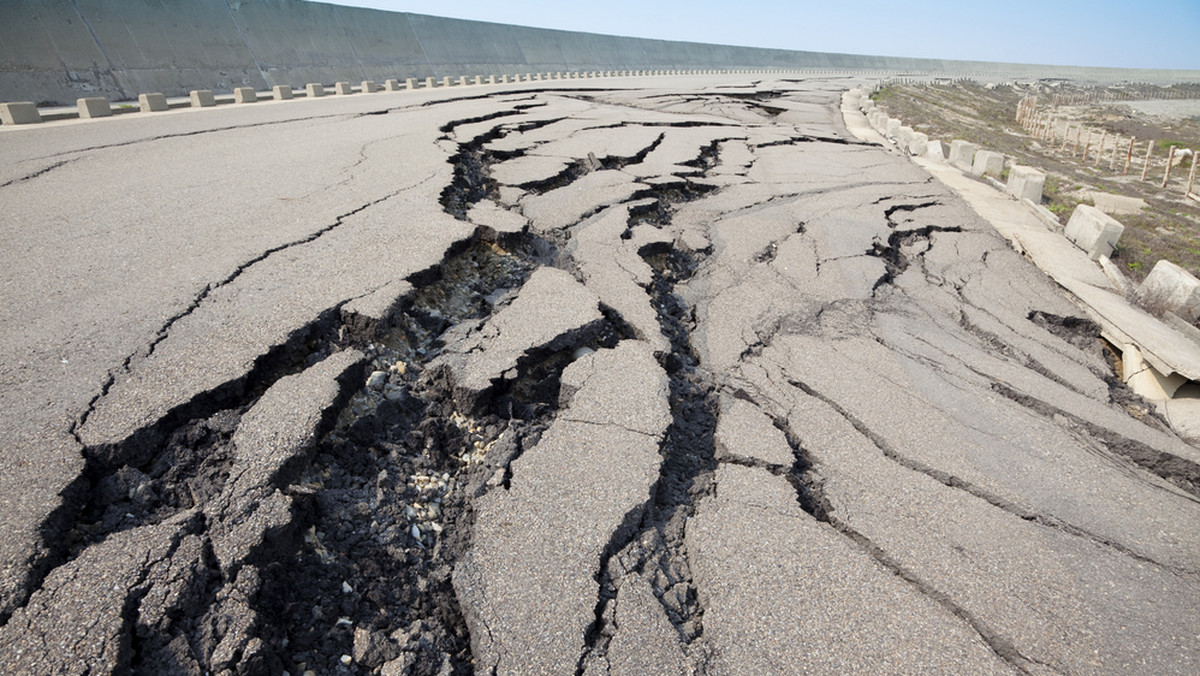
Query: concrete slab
137,93,168,113
908,131,928,156
1138,259,1200,322
948,139,978,169
190,89,216,107
926,139,946,160
1064,204,1124,260
1087,191,1147,215
0,101,42,125
77,96,112,119
1006,165,1045,203
971,149,1005,178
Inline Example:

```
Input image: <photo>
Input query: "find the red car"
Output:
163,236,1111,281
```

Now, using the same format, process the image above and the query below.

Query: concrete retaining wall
4,0,1200,105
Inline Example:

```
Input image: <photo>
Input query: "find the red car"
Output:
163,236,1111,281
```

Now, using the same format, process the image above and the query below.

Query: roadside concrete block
442,76,452,87
908,132,928,156
458,76,469,86
426,77,436,88
138,93,167,112
1064,204,1125,261
234,87,257,103
190,89,216,107
405,78,417,90
1138,260,1200,322
1006,165,1046,203
885,118,901,138
897,126,914,147
335,81,352,95
487,75,496,84
0,102,41,125
948,140,979,170
360,80,376,93
971,150,1005,178
305,83,324,98
384,79,400,91
272,85,293,100
501,74,511,83
926,139,946,160
77,97,112,119
474,75,483,85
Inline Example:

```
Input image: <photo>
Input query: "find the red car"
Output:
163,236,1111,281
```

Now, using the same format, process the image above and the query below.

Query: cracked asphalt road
2,74,1199,674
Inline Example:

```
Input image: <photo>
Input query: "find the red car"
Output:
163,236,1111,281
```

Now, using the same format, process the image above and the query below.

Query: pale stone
1138,260,1200,322
77,97,112,119
137,93,168,112
1006,165,1046,203
971,150,1005,178
1064,204,1124,261
0,101,41,125
907,132,928,156
948,140,979,169
190,89,216,107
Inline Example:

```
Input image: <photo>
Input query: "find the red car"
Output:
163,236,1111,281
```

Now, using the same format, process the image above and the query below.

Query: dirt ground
871,81,1200,283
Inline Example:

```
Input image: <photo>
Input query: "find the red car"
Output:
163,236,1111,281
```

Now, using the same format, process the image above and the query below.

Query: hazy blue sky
320,0,1199,70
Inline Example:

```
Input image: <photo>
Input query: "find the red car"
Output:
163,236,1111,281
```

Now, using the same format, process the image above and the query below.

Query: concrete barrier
0,101,41,125
77,97,112,119
908,132,928,156
1137,260,1200,321
137,92,167,112
458,76,468,86
7,1,1194,108
971,150,1005,178
487,75,496,84
234,87,257,103
305,83,324,98
272,85,292,100
1064,204,1124,260
384,79,401,91
425,77,436,88
190,89,216,107
1006,165,1046,203
442,76,452,87
405,78,416,89
361,80,376,93
948,140,979,170
335,81,352,95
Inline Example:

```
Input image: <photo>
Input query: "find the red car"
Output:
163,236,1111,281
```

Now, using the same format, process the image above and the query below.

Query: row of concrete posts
1,69,750,125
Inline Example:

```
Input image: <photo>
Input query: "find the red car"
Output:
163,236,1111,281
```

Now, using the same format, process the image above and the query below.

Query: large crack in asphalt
576,204,720,675
772,378,1049,674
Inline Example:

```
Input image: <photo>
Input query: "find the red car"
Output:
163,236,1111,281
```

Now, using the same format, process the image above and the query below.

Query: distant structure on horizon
2,0,1198,104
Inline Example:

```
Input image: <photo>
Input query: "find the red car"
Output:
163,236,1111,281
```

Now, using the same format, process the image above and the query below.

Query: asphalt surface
1,74,1198,675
